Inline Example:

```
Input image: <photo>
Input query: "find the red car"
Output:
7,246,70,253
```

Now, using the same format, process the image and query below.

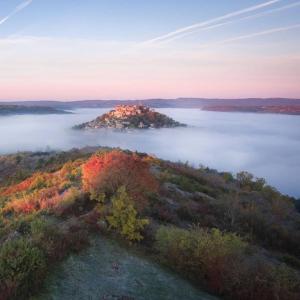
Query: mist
0,108,300,197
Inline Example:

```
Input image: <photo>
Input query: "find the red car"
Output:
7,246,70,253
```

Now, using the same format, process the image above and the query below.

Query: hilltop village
74,105,186,129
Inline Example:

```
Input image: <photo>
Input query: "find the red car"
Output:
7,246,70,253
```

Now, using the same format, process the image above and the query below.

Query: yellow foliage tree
107,186,149,241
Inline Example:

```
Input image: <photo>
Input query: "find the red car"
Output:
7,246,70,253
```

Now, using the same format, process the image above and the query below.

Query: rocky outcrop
74,105,186,130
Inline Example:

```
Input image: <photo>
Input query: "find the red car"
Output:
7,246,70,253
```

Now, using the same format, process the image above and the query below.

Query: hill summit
74,105,186,129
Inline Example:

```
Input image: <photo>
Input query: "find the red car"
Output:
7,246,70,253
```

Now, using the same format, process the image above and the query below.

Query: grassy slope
33,236,218,300
0,147,299,300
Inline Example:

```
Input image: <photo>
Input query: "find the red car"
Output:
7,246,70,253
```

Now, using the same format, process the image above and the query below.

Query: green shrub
236,171,266,191
170,175,216,196
155,226,246,291
155,226,300,300
30,217,89,262
30,217,53,240
222,172,234,183
155,226,246,284
107,186,149,241
0,238,46,300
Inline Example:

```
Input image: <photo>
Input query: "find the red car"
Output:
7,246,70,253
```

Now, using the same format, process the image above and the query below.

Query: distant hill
0,105,71,116
1,99,300,116
1,98,300,109
202,105,300,115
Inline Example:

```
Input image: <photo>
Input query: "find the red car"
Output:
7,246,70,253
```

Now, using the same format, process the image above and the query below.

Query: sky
0,0,300,100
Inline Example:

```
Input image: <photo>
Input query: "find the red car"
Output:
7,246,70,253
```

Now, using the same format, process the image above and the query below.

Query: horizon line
1,97,300,102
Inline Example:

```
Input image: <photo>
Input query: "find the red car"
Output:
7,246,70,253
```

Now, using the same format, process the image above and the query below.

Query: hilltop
0,147,299,300
74,105,185,129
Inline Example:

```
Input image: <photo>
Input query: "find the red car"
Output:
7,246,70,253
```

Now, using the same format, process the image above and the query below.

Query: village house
111,105,153,119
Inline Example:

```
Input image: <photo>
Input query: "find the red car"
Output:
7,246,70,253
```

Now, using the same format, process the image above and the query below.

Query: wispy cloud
141,0,282,45
0,0,33,26
155,1,300,45
199,23,300,48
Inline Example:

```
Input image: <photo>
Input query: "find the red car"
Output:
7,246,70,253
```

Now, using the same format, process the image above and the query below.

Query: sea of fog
0,108,299,198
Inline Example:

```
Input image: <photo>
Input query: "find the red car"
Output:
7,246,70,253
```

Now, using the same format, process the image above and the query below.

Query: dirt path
32,236,219,300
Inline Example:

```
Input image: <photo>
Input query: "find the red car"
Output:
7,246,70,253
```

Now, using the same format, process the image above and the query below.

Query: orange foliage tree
82,150,158,209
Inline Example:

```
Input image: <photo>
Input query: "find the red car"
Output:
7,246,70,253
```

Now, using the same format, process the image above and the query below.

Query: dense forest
0,147,299,300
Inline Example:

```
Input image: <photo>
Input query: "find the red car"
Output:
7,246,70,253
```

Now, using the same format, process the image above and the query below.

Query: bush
169,175,200,192
176,203,202,223
30,217,89,262
0,238,46,300
53,187,84,216
3,186,86,217
3,187,62,214
107,186,149,241
236,171,266,191
155,226,246,292
82,150,158,210
155,226,300,300
222,172,234,183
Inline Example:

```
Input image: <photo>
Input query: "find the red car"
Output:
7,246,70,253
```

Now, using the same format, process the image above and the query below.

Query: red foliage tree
82,150,158,209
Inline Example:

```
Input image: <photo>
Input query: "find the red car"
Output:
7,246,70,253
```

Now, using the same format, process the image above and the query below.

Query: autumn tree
106,186,149,241
82,150,158,210
236,171,266,192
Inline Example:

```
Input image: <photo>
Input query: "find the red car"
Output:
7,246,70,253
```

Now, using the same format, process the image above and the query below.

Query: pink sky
0,36,299,100
1,1,300,100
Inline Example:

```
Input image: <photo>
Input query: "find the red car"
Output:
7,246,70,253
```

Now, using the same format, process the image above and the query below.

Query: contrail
199,23,300,48
141,0,282,45
0,0,33,26
158,1,300,45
